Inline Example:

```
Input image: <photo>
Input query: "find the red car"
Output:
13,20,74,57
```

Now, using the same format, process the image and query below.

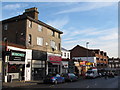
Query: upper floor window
58,43,60,51
28,20,32,28
50,40,55,49
37,37,43,46
67,53,69,58
58,33,60,38
64,52,66,57
38,25,42,31
28,34,32,44
51,31,55,36
4,24,8,30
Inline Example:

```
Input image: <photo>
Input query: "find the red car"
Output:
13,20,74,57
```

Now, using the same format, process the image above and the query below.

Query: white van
85,69,99,78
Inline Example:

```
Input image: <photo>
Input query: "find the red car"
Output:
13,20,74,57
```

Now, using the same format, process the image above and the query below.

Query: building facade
61,48,70,73
70,45,108,75
2,7,63,81
108,57,120,74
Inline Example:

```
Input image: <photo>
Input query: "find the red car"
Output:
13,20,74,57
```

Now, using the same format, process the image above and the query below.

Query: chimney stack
23,7,39,20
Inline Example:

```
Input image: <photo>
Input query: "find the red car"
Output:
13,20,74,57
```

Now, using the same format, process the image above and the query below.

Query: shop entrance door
19,64,25,81
33,68,45,80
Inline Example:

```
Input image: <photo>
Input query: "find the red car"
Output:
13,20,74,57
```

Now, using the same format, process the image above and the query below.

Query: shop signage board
9,50,26,61
72,57,94,63
49,56,62,62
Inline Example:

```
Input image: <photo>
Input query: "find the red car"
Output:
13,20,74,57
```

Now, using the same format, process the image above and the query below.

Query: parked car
108,72,115,78
85,69,99,79
98,73,102,77
43,73,65,84
63,73,78,82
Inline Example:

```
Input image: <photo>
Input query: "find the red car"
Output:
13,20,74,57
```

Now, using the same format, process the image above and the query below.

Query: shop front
32,50,47,80
61,61,68,74
7,50,26,81
47,53,62,75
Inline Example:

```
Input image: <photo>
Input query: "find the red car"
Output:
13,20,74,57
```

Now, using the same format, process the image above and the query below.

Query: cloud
55,2,116,15
46,17,69,29
62,27,118,57
3,4,28,10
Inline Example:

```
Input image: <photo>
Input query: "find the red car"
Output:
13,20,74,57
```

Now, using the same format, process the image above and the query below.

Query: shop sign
9,50,26,61
80,61,85,65
48,56,62,62
86,62,92,65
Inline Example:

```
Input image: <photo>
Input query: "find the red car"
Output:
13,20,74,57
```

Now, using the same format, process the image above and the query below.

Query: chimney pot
24,7,39,20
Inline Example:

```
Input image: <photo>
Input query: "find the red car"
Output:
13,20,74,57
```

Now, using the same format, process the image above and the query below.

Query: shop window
37,37,43,46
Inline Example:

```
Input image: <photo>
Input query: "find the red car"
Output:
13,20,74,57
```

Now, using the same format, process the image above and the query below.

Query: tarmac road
18,76,119,88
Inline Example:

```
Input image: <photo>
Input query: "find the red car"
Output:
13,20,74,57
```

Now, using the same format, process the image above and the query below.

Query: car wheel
62,80,65,83
70,79,73,82
54,80,58,84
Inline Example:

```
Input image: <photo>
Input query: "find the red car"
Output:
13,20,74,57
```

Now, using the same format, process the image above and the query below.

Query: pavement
2,76,84,88
3,80,43,88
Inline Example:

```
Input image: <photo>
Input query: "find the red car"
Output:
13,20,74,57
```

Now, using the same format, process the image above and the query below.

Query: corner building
2,7,63,81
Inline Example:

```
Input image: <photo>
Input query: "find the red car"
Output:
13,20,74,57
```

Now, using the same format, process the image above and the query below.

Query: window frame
38,25,42,31
28,34,32,44
4,24,8,30
37,37,43,46
28,20,32,28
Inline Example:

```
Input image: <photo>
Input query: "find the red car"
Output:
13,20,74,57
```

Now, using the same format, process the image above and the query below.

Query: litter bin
7,75,12,82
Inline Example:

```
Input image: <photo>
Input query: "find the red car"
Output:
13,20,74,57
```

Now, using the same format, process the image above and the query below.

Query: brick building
70,45,108,75
108,57,120,74
2,7,63,81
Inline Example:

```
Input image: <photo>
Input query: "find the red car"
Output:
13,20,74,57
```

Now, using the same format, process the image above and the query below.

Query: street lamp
45,42,48,76
86,42,89,68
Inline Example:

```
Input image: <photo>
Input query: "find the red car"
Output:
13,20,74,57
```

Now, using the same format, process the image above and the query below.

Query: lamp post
86,42,89,68
45,42,48,76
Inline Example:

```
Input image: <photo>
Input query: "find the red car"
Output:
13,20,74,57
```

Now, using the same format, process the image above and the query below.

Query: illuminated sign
12,52,25,57
9,50,26,61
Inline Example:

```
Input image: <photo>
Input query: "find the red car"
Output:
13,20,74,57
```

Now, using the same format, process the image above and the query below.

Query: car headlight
90,73,93,76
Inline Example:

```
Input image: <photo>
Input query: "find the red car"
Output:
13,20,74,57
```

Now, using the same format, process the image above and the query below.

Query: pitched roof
61,47,69,51
2,14,63,34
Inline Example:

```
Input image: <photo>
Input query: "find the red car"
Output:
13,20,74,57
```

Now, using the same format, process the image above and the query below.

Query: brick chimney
23,7,39,20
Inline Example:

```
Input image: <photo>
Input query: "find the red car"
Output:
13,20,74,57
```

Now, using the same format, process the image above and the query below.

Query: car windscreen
86,71,93,74
68,73,75,76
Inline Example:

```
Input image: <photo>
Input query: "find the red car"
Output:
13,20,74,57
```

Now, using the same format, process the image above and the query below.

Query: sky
1,2,118,58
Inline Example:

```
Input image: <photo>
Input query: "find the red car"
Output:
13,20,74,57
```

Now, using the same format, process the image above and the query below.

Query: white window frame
37,37,43,46
50,40,55,49
38,25,42,31
28,20,32,28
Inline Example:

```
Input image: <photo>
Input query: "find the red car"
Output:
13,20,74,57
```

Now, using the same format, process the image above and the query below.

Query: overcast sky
2,2,118,58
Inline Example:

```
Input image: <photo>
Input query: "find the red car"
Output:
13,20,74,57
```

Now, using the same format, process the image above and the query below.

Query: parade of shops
1,7,119,83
